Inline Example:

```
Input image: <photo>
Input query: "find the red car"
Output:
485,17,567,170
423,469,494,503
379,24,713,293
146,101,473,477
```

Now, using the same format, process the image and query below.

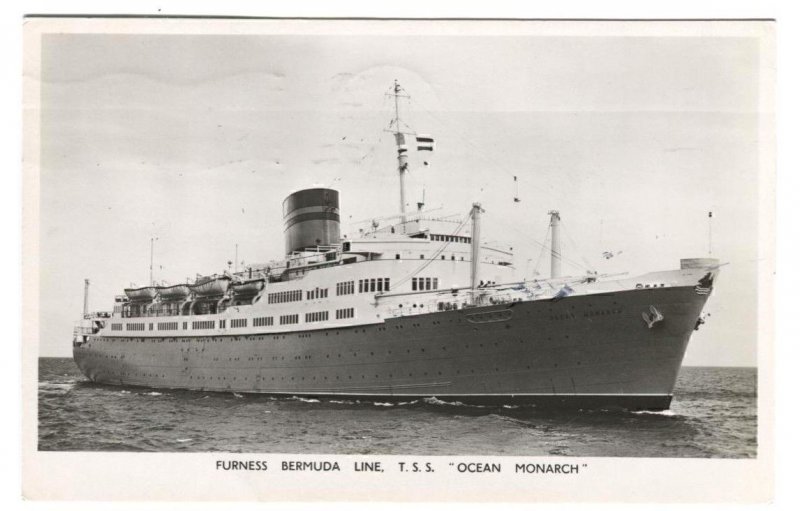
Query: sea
38,358,757,457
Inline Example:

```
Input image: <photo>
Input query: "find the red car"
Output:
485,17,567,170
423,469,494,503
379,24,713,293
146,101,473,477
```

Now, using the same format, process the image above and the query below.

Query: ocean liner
72,81,719,410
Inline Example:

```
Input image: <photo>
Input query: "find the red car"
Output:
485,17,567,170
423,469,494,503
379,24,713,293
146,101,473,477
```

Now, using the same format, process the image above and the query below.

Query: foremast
470,202,482,301
549,210,561,278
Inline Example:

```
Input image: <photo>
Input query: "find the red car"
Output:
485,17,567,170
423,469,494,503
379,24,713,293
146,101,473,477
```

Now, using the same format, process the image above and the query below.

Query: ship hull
73,286,708,410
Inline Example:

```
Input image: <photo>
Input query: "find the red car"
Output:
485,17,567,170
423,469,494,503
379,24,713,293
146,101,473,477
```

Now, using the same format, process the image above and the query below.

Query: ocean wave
631,409,678,417
423,396,468,407
142,391,163,396
38,382,75,389
232,393,244,399
38,382,76,395
175,438,193,443
291,396,320,403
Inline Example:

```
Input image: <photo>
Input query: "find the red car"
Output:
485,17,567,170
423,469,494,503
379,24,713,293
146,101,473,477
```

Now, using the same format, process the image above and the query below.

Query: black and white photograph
22,16,774,502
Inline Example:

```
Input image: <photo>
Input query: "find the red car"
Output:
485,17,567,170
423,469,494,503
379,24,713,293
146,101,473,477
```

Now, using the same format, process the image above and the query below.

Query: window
305,311,329,323
335,308,355,319
157,322,178,331
412,277,438,291
268,289,302,304
279,314,299,325
231,318,247,328
111,323,122,331
219,319,226,329
254,316,274,327
336,281,354,296
359,277,390,293
125,323,145,331
395,254,400,259
308,287,329,299
182,321,188,330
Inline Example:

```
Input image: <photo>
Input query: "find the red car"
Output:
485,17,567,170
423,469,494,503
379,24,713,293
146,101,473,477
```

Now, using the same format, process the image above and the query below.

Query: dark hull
73,286,709,410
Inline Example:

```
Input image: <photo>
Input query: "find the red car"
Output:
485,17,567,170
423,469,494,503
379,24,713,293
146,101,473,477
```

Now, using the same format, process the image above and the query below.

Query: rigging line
327,131,386,191
356,133,385,164
560,222,596,272
406,96,581,211
392,213,472,289
501,218,593,273
532,222,551,276
337,105,396,187
511,215,591,271
391,210,473,289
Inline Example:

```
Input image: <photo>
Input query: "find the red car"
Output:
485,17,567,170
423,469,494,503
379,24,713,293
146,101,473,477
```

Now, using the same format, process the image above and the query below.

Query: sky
34,25,768,364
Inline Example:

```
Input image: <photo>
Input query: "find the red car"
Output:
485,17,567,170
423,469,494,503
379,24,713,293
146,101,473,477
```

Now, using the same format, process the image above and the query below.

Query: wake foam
291,396,320,403
423,396,468,407
631,409,678,416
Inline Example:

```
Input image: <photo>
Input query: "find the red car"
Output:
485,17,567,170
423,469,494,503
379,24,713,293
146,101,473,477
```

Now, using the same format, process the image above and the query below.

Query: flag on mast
395,133,408,154
416,134,435,151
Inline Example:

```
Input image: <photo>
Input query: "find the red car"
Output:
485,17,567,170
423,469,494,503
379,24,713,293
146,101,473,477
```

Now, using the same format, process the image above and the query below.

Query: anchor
642,305,664,329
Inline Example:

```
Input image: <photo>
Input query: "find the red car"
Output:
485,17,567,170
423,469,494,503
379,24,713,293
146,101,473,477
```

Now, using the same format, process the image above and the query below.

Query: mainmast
549,210,561,279
149,236,156,285
389,80,410,225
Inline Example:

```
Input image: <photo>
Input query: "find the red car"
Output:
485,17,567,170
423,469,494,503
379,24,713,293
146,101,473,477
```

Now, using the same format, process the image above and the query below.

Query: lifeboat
124,286,157,302
157,284,191,301
190,275,231,297
231,278,265,299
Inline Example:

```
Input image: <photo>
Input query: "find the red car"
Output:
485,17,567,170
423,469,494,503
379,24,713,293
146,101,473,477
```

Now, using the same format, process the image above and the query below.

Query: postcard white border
19,14,776,504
